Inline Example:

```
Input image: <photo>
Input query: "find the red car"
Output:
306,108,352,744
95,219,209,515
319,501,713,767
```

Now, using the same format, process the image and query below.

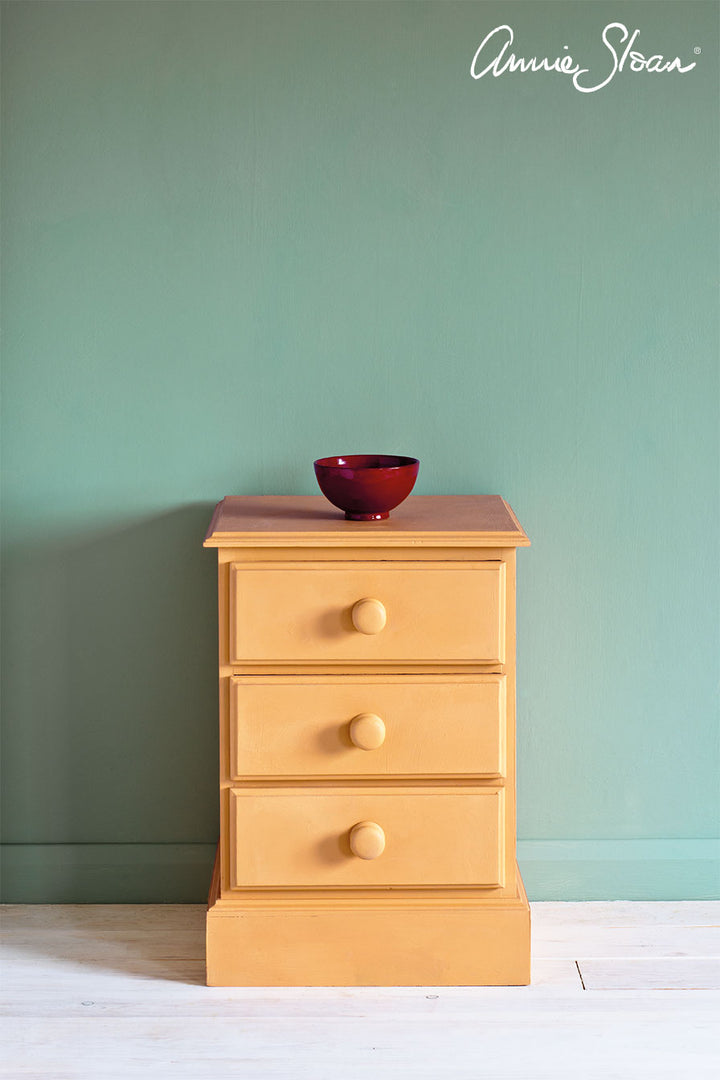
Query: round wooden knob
349,713,386,751
349,821,385,860
351,597,386,635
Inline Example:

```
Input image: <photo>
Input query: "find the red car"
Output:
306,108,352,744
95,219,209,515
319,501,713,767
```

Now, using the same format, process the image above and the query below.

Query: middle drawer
228,674,506,780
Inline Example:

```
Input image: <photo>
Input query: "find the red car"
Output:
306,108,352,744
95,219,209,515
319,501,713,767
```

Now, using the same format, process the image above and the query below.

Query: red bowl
314,454,419,520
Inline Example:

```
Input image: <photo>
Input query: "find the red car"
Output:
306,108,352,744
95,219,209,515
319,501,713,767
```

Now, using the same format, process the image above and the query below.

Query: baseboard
1,839,717,902
518,838,720,900
0,843,217,903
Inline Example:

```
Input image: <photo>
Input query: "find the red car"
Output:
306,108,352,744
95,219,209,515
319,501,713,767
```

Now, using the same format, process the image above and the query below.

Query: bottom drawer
229,786,504,889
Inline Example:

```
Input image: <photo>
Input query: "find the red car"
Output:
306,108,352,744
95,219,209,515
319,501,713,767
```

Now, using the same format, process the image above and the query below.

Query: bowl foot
345,511,389,521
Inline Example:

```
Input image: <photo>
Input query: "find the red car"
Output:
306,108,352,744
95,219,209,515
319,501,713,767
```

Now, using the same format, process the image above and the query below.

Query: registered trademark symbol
694,46,701,54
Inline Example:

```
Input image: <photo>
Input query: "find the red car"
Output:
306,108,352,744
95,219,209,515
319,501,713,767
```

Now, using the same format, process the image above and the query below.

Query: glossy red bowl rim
314,454,419,471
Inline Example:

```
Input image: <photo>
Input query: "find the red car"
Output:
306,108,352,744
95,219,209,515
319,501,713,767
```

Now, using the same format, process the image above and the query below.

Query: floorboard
1,902,718,1079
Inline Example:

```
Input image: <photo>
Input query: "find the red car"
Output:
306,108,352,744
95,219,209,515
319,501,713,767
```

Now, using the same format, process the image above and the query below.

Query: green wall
1,0,718,901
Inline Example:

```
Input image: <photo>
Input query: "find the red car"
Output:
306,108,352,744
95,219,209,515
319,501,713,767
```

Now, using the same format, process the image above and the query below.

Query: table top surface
204,495,530,548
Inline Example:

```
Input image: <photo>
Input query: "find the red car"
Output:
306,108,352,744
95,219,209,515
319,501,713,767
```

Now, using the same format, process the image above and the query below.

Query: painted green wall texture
1,1,718,901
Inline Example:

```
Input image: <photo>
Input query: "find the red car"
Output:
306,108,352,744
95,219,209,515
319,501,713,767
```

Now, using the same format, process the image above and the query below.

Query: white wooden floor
1,902,718,1079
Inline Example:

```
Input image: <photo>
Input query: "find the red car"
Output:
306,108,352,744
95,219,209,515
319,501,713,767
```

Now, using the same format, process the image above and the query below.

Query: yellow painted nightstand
203,495,530,985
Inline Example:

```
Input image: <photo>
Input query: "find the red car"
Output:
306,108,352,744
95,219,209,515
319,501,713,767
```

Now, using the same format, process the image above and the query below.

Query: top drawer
228,561,505,665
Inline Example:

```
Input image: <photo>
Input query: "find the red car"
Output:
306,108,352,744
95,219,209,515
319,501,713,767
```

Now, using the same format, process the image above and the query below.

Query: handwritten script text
470,23,696,94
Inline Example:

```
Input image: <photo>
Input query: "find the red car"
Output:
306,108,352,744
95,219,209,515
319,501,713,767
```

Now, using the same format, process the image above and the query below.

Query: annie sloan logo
470,22,698,94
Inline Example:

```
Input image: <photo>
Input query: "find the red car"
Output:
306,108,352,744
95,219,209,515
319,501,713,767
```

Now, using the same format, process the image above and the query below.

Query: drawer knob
351,597,387,635
349,821,386,860
349,713,386,750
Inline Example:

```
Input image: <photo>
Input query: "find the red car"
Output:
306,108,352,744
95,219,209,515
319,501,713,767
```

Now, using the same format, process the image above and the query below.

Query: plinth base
206,852,531,986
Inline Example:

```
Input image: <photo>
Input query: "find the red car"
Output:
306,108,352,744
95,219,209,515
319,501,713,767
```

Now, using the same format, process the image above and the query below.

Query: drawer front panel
229,561,505,664
229,787,504,888
229,675,506,780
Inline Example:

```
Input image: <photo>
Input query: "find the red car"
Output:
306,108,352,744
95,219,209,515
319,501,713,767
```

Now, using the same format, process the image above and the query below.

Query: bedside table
203,495,530,985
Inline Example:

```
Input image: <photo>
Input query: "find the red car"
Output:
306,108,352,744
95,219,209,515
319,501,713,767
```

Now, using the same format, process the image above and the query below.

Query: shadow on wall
1,504,220,901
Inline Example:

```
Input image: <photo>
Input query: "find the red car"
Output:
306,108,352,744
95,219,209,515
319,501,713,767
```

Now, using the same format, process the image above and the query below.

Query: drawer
228,560,505,664
229,674,506,780
229,786,504,888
